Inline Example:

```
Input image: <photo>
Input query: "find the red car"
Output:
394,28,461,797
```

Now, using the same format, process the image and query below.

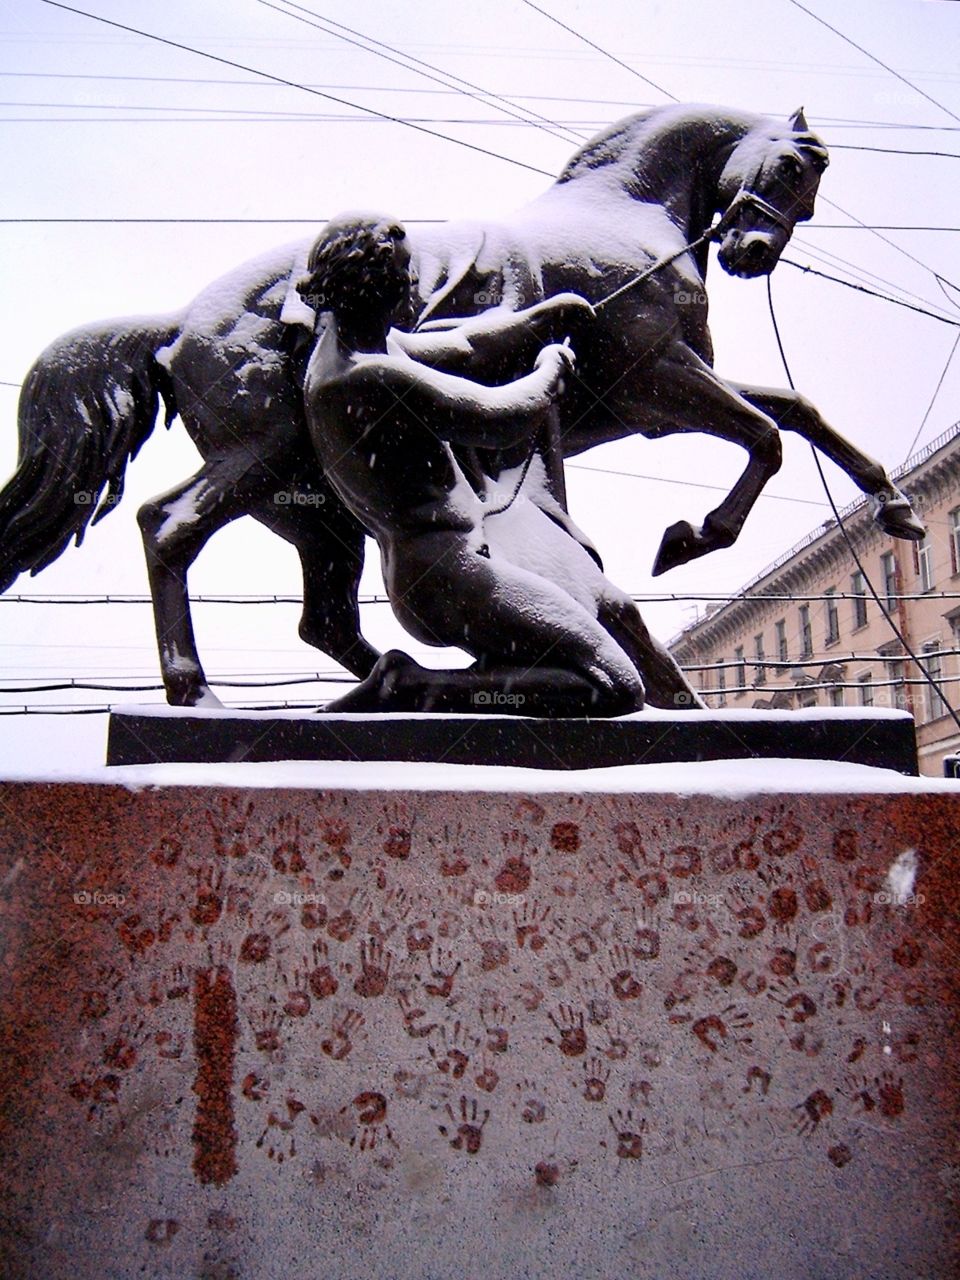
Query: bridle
593,167,798,315
483,165,801,519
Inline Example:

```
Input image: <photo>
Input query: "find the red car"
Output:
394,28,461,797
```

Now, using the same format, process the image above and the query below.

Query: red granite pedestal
0,782,957,1279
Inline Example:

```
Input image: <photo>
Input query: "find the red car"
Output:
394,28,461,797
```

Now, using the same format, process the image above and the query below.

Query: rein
593,185,789,314
481,183,784,523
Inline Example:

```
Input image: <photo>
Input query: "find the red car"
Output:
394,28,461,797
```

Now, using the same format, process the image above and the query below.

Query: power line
6,590,960,608
262,0,584,145
829,143,960,160
780,259,960,326
519,0,678,104
817,192,960,300
38,1,555,179
0,673,354,693
5,69,960,131
903,330,960,461
786,0,960,127
791,235,959,320
686,652,960,673
767,272,960,735
0,217,441,224
806,225,960,232
0,217,955,231
567,463,829,507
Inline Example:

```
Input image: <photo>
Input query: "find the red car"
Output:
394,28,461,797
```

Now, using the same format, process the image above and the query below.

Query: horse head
714,108,828,278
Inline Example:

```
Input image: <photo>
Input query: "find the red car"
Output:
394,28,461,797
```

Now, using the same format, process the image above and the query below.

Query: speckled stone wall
1,783,958,1280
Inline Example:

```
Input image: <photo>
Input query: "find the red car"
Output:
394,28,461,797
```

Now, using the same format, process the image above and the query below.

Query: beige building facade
669,421,960,776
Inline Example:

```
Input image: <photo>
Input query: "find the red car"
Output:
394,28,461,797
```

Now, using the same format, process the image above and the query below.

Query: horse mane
557,105,829,183
556,108,665,183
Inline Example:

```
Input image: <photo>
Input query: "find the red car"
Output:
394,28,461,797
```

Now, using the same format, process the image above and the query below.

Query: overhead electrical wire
261,0,585,144
518,0,678,103
790,234,959,320
786,0,960,127
37,1,556,178
4,0,957,724
779,260,960,327
902,331,960,461
767,273,960,734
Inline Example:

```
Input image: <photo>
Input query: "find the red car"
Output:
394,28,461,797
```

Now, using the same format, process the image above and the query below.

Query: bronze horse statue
0,104,923,706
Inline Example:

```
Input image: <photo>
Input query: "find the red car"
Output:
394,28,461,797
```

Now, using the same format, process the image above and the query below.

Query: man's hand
534,340,576,397
527,293,596,341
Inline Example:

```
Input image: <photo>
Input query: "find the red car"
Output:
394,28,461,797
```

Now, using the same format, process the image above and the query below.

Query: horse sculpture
0,104,924,706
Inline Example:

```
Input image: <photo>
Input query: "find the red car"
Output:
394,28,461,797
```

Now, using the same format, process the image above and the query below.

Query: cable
0,673,355,692
262,0,584,145
568,462,829,507
785,0,960,127
766,273,960,735
519,0,678,104
818,193,960,305
780,259,960,327
682,650,960,674
792,234,959,318
806,225,960,231
0,217,444,224
828,144,960,160
38,2,555,179
903,331,960,462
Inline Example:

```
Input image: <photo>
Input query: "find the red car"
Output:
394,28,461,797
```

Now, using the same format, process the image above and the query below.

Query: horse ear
789,106,808,132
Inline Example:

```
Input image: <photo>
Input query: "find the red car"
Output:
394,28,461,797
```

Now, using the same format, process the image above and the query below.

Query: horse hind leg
138,459,270,706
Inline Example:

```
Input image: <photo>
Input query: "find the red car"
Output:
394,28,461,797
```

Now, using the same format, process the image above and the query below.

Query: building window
799,604,813,658
754,634,766,685
881,551,898,610
798,687,818,708
716,660,727,708
915,536,934,593
829,685,845,707
825,588,840,646
857,671,874,707
922,640,948,723
951,507,960,576
775,618,788,664
880,644,905,712
851,571,868,630
734,645,746,695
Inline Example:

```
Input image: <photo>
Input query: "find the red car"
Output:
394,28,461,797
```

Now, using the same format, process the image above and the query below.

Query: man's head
297,212,415,330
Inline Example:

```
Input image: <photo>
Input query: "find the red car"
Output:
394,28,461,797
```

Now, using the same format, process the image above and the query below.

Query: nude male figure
298,212,700,715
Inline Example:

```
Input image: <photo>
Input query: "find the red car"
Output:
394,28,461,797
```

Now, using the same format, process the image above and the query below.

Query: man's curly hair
297,213,409,320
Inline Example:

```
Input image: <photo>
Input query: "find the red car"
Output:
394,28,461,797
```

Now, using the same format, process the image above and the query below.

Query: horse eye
778,156,803,183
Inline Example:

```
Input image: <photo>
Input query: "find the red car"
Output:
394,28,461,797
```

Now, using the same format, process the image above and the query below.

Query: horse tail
0,316,181,592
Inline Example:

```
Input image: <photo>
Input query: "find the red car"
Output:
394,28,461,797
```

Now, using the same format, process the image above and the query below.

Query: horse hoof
323,649,418,712
652,520,704,576
873,491,925,542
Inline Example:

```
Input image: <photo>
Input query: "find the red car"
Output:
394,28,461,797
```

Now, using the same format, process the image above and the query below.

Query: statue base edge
105,707,919,774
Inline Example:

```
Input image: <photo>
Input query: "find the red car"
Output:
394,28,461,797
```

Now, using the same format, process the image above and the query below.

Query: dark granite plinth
106,707,919,773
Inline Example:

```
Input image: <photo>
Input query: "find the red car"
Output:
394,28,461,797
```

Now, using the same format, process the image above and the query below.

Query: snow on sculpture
0,105,924,710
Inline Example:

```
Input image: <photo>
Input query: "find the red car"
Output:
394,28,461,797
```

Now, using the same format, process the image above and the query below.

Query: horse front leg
600,352,784,575
733,383,926,541
252,484,381,680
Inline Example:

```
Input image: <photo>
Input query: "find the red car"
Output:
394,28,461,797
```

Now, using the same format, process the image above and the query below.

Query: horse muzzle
716,226,788,278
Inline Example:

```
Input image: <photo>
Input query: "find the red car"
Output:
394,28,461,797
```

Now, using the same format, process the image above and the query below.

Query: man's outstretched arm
349,343,575,451
394,293,594,377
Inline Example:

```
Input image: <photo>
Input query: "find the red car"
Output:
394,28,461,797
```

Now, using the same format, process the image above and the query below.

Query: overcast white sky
0,0,958,769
